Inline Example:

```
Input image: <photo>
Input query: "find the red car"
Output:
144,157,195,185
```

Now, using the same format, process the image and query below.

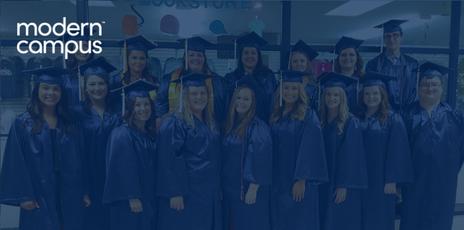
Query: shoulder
402,54,418,64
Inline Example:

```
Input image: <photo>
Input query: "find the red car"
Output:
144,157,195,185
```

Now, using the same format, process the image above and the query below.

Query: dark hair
235,46,269,76
358,85,391,124
122,50,156,85
334,49,364,77
82,74,112,112
26,83,71,133
122,95,157,136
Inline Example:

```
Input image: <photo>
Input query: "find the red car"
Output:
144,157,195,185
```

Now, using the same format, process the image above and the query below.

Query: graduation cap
334,36,363,55
319,72,357,90
235,77,259,93
236,32,268,49
23,66,67,86
178,36,213,52
79,57,116,80
291,40,319,61
360,72,395,88
418,62,449,81
374,19,408,34
119,35,158,52
111,79,158,113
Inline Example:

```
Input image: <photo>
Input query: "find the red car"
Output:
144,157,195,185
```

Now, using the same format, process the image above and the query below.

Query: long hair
26,83,71,133
319,87,350,135
269,82,308,124
334,49,364,77
235,46,268,76
82,74,111,111
225,86,256,139
122,95,157,136
122,50,155,85
358,85,391,124
179,86,216,131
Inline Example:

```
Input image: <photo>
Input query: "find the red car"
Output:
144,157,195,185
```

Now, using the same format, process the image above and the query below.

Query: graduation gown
73,105,121,230
155,69,228,124
224,68,277,122
103,123,157,230
157,114,222,230
0,112,86,230
305,83,319,111
320,115,367,230
365,52,419,112
359,112,413,230
271,109,328,230
63,72,81,108
400,102,464,230
222,117,273,230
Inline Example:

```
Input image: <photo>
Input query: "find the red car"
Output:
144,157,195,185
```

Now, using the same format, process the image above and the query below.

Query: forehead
187,50,204,55
325,86,343,93
340,47,357,54
283,81,301,87
420,76,442,84
363,85,381,92
384,31,401,36
128,50,147,57
291,51,308,59
86,75,106,82
242,47,258,52
134,96,150,103
187,86,207,92
237,87,253,96
39,82,61,88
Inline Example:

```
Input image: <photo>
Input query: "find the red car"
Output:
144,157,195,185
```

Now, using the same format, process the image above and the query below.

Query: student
0,67,89,230
318,72,367,230
357,72,413,230
222,78,273,230
400,62,464,230
288,40,320,109
224,32,277,122
157,73,222,230
103,80,158,230
270,71,328,230
155,36,227,124
74,57,121,230
366,19,419,112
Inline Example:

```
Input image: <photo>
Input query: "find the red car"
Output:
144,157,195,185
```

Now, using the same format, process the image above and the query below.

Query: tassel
279,71,283,107
121,88,125,115
184,39,189,71
122,41,127,84
178,77,183,112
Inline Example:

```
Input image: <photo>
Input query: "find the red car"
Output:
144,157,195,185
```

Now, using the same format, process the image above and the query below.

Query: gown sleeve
385,113,413,184
243,119,273,186
156,116,189,197
0,118,36,206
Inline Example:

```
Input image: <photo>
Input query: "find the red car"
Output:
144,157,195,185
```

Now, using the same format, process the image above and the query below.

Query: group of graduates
0,19,463,230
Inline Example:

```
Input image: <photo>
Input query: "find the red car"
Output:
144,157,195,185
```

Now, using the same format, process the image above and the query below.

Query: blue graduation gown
73,105,121,230
320,115,367,230
155,70,228,124
222,117,273,230
400,102,464,230
0,112,86,230
271,109,328,230
63,72,81,108
305,83,319,111
157,114,222,230
365,53,419,112
358,112,413,230
103,124,157,230
224,68,277,122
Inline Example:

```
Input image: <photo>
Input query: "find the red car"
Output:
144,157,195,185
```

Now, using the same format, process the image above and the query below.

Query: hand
334,188,347,204
292,180,306,202
244,183,259,205
129,199,143,213
170,196,184,211
83,195,91,207
20,200,39,210
384,183,397,195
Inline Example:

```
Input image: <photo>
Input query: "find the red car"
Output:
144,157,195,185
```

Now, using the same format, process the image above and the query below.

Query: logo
16,17,104,59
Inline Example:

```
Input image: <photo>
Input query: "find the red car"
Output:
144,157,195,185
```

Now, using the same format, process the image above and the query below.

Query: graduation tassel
184,39,189,72
279,71,283,107
234,39,238,68
287,50,292,70
380,25,384,54
122,41,127,84
317,82,321,112
332,48,336,72
178,77,183,112
78,65,82,101
121,88,125,115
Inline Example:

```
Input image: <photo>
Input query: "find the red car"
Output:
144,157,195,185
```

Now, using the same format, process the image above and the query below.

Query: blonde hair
270,82,308,124
320,87,350,135
225,87,256,139
179,85,216,131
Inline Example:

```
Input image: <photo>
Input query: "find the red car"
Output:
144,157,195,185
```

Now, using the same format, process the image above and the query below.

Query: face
38,83,62,107
384,31,402,51
241,47,259,69
338,48,357,70
282,82,300,104
187,86,208,113
235,88,253,115
324,87,342,110
75,41,92,62
128,50,147,73
419,77,443,103
187,50,205,73
85,75,108,101
133,97,152,122
290,52,310,72
362,86,382,109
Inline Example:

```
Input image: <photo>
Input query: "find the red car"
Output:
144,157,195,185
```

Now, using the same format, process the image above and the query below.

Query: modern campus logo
16,17,104,59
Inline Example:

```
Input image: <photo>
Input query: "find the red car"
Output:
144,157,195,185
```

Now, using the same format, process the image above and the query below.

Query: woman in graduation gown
270,71,328,230
0,67,88,230
289,40,320,109
222,78,273,230
155,36,228,124
333,36,365,113
400,62,464,230
318,72,367,230
357,72,413,230
224,32,277,122
72,57,122,230
103,80,158,230
157,73,222,230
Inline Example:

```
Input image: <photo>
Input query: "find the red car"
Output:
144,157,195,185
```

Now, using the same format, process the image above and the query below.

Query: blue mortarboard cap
178,36,214,52
236,32,268,48
291,40,319,61
23,66,67,85
418,62,449,80
173,73,210,88
235,77,259,92
112,79,158,99
119,35,158,52
319,72,357,89
281,70,306,83
360,72,395,88
335,36,363,54
79,57,116,80
374,19,407,34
